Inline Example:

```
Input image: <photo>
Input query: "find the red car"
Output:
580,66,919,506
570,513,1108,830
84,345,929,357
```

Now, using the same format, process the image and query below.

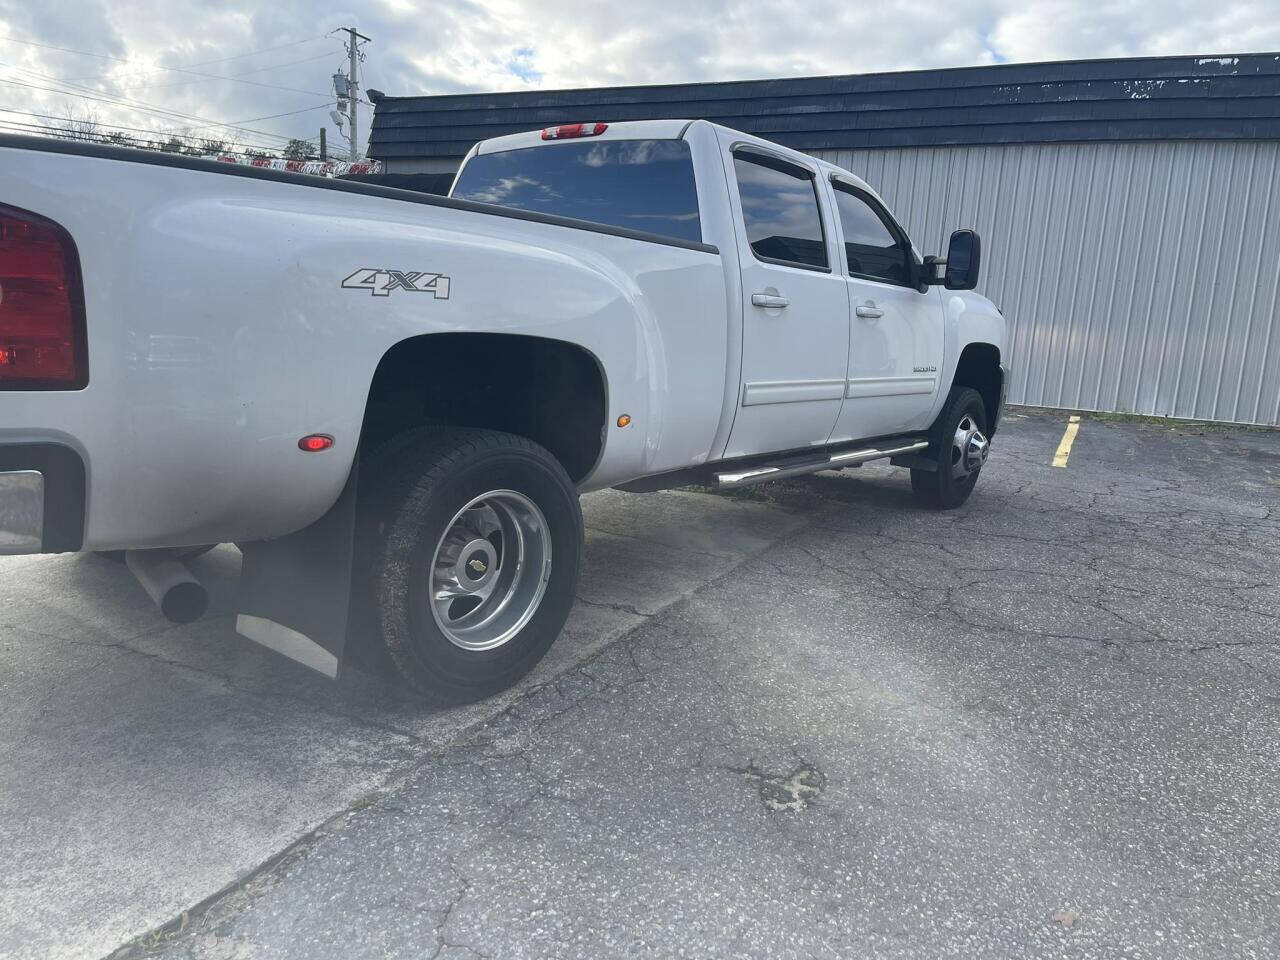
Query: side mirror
943,229,980,290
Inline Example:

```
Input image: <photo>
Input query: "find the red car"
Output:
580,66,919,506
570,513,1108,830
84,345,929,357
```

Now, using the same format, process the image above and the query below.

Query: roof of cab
695,121,877,194
468,118,879,199
474,119,694,154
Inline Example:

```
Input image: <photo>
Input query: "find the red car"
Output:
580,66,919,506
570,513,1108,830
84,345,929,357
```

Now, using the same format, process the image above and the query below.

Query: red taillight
541,122,608,140
0,205,87,389
298,434,335,452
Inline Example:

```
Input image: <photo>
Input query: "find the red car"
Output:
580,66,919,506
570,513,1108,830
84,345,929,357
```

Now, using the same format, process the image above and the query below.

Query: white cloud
0,0,1277,157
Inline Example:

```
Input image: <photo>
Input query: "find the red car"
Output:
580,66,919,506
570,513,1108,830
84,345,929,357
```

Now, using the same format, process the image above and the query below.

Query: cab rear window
451,139,702,245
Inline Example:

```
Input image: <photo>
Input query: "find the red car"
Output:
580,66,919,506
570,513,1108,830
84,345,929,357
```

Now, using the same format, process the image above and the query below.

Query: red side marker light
298,434,334,452
541,122,608,140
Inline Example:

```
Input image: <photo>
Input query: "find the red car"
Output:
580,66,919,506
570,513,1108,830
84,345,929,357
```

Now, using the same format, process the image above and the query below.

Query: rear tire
363,427,582,703
911,386,990,510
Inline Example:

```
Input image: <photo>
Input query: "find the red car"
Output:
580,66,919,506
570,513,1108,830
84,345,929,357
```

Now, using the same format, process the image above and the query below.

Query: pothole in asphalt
732,762,826,812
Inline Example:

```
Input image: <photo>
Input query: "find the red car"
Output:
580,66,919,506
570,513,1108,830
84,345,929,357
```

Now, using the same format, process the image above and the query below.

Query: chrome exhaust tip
124,549,209,624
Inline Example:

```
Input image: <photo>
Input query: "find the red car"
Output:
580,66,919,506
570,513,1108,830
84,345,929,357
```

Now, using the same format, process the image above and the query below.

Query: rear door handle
751,293,790,309
855,306,884,319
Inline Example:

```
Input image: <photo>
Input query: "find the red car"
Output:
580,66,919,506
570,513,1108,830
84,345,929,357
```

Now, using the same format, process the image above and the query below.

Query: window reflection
733,154,827,269
832,188,910,285
452,140,702,244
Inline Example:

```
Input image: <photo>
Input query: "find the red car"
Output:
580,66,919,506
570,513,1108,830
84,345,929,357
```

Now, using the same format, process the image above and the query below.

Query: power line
180,103,331,133
0,120,288,157
0,33,338,99
0,108,292,153
4,59,355,147
0,73,301,142
0,34,155,65
167,35,330,68
64,35,331,78
0,119,292,158
69,48,340,90
0,33,324,70
0,32,354,149
0,59,327,141
133,70,335,100
0,74,291,142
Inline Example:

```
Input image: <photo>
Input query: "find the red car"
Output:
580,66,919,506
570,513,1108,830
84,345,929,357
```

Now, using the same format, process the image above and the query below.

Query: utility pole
319,127,327,161
338,27,371,161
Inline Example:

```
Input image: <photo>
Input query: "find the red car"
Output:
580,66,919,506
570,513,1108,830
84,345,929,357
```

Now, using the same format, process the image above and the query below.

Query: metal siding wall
810,141,1280,425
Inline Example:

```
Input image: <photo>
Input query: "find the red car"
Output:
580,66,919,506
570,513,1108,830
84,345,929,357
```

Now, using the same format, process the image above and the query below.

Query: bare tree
37,110,254,160
45,108,102,142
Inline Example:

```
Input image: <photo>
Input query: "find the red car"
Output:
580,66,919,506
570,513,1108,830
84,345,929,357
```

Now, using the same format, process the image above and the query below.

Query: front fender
926,291,1006,428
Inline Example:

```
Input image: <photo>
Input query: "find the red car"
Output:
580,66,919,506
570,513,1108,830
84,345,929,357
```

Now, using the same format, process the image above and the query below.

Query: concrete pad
0,488,803,960
4,414,1279,959
125,412,1280,960
0,625,417,960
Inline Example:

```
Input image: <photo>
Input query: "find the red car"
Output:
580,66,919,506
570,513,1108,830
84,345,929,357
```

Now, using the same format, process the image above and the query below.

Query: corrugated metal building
369,55,1280,425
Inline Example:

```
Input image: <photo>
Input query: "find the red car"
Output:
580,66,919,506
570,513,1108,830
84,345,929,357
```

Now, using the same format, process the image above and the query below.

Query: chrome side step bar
715,439,929,490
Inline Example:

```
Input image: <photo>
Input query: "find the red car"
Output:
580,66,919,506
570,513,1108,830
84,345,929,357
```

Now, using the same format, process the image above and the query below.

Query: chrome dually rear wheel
430,490,552,652
365,428,582,703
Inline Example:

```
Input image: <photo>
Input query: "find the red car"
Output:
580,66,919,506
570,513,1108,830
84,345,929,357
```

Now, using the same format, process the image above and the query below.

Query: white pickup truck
0,119,1006,701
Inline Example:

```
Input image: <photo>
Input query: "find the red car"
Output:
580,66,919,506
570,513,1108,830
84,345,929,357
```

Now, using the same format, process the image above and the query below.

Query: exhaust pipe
125,549,209,624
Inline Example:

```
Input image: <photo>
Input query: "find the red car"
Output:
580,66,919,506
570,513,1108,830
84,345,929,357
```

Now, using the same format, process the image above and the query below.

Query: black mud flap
991,362,1009,438
236,466,360,679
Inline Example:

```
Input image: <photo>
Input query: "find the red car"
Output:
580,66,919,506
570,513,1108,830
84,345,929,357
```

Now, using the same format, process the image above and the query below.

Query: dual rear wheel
362,428,581,703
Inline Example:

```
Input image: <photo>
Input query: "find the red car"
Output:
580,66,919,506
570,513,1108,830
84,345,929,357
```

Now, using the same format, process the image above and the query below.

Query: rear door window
451,139,702,244
732,152,828,270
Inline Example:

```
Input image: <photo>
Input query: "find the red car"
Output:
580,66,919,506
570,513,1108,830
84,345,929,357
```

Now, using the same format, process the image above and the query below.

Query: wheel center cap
454,537,498,588
968,430,989,467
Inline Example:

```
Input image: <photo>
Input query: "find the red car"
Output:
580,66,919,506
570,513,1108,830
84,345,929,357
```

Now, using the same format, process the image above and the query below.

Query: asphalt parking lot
2,408,1278,960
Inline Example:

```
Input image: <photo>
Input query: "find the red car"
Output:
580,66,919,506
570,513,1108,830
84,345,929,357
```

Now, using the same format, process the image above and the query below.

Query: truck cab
449,119,1005,474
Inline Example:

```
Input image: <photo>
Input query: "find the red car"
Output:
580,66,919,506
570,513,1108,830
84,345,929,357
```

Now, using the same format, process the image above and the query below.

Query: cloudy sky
0,0,1277,159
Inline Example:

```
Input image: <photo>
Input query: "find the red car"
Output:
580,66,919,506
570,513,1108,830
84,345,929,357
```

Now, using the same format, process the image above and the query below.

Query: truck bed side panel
0,148,728,549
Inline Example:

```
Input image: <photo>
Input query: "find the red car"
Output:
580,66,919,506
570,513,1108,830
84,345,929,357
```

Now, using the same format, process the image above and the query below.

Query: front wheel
364,428,582,702
910,386,990,510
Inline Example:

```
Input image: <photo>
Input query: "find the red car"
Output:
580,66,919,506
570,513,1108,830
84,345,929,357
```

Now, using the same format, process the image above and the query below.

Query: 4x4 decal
341,268,451,299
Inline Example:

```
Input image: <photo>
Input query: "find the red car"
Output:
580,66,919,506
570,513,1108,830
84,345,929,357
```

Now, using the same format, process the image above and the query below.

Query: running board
715,439,929,490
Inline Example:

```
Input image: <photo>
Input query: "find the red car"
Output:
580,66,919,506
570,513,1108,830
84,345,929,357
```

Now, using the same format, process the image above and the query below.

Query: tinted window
833,187,911,285
451,139,701,244
733,153,827,269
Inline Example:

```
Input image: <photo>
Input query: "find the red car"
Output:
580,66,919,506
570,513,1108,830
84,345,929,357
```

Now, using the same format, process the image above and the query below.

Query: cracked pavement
2,409,1279,959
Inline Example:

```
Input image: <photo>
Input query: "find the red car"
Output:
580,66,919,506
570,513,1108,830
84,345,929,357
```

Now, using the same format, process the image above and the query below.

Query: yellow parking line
1052,415,1082,468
